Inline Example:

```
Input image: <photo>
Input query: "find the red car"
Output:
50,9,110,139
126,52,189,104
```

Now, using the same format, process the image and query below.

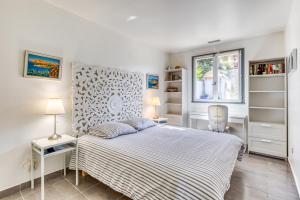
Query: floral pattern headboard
72,63,143,134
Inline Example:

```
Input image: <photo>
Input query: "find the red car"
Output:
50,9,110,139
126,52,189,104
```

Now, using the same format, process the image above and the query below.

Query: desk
189,113,247,144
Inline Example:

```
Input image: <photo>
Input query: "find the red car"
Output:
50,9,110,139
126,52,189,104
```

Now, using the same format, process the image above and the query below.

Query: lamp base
48,133,62,140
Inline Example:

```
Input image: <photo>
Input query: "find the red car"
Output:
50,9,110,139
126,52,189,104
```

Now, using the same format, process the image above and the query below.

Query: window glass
192,49,244,103
217,51,241,102
193,56,214,101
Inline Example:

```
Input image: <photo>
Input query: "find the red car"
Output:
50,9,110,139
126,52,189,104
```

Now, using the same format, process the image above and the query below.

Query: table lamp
45,98,65,140
152,96,161,119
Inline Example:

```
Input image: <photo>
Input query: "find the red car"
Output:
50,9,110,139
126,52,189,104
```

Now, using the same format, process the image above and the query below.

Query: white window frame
192,48,245,104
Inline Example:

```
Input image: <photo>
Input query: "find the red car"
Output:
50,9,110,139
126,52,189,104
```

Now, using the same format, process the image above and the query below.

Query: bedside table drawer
249,122,286,141
249,137,286,157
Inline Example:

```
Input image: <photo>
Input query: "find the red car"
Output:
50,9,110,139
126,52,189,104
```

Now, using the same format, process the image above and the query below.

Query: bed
70,125,243,200
70,64,244,200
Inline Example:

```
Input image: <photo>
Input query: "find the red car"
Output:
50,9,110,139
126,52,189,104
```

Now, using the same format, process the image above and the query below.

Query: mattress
69,125,244,200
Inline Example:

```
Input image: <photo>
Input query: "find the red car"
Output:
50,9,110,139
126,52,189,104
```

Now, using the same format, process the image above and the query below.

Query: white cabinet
248,58,287,158
164,69,187,127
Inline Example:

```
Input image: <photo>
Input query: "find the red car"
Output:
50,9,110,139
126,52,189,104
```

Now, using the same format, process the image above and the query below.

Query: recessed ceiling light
127,16,138,22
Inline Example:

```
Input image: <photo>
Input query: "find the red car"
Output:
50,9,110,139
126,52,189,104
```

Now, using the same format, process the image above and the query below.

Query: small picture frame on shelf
146,74,159,89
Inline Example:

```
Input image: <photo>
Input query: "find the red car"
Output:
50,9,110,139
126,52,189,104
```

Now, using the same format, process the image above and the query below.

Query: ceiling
45,0,292,52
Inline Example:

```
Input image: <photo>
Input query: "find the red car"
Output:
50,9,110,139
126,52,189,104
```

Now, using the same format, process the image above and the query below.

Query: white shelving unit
248,58,287,158
164,68,187,126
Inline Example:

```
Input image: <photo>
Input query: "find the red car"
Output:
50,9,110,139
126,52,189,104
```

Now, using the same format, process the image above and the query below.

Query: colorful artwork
24,51,62,79
146,74,159,89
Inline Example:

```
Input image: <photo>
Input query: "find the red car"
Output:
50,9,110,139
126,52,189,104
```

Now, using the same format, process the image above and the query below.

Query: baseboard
288,157,300,198
0,170,64,199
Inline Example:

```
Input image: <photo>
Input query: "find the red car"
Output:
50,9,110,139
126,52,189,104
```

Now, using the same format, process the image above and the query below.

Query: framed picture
24,50,63,80
146,74,159,89
291,48,298,72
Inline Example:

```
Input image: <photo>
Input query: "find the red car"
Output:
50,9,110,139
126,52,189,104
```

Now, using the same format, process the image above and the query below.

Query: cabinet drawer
248,137,286,157
249,122,286,141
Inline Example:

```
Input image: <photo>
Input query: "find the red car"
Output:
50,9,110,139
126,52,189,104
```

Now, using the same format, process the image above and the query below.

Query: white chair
208,105,229,133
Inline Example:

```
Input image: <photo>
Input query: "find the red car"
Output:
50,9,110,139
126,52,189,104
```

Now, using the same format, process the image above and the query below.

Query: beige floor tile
225,185,269,200
3,153,300,200
21,178,82,200
118,196,131,200
65,171,98,192
82,183,123,200
0,192,22,200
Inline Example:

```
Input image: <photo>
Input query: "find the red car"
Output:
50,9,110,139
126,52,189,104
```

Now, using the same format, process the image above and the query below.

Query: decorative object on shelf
249,61,285,75
24,50,62,80
288,48,298,73
171,74,181,81
167,87,179,92
45,98,65,140
175,66,182,69
166,66,172,70
152,96,161,119
146,74,159,89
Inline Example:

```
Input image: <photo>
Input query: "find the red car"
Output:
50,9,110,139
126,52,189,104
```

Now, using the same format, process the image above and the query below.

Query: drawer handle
260,139,272,143
260,124,272,128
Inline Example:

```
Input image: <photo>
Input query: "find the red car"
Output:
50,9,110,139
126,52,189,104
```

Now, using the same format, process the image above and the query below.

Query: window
192,49,244,103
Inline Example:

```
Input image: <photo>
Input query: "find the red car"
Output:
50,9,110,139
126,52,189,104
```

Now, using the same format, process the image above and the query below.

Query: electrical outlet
22,157,38,171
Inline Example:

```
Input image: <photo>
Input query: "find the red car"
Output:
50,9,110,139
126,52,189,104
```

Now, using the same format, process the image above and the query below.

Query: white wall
169,32,285,116
285,0,300,193
0,0,168,191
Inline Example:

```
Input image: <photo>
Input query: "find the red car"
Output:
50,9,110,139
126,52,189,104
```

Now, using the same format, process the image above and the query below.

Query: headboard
72,63,143,133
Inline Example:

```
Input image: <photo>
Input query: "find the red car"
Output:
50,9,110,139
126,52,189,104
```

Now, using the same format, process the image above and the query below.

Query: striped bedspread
70,125,244,200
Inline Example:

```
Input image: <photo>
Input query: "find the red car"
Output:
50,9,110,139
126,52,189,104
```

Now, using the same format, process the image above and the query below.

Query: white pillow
121,118,157,131
88,122,137,139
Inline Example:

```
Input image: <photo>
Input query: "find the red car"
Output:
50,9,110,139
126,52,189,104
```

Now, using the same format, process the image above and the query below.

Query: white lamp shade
152,97,161,106
45,98,65,115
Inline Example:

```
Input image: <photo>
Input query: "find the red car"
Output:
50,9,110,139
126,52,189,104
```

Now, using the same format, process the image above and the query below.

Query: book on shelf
249,63,285,75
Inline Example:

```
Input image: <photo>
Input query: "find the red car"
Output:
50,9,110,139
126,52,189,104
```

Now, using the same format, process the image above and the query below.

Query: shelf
249,74,285,78
164,69,184,73
165,113,182,117
249,106,286,110
165,80,182,83
165,91,182,93
165,102,182,105
249,90,285,93
249,121,285,126
44,146,76,158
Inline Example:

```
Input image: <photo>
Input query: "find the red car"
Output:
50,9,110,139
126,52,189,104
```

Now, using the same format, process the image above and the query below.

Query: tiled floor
2,154,299,200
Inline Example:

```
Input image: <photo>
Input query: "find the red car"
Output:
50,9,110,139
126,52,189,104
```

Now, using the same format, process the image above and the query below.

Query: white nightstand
153,118,168,126
31,135,78,200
